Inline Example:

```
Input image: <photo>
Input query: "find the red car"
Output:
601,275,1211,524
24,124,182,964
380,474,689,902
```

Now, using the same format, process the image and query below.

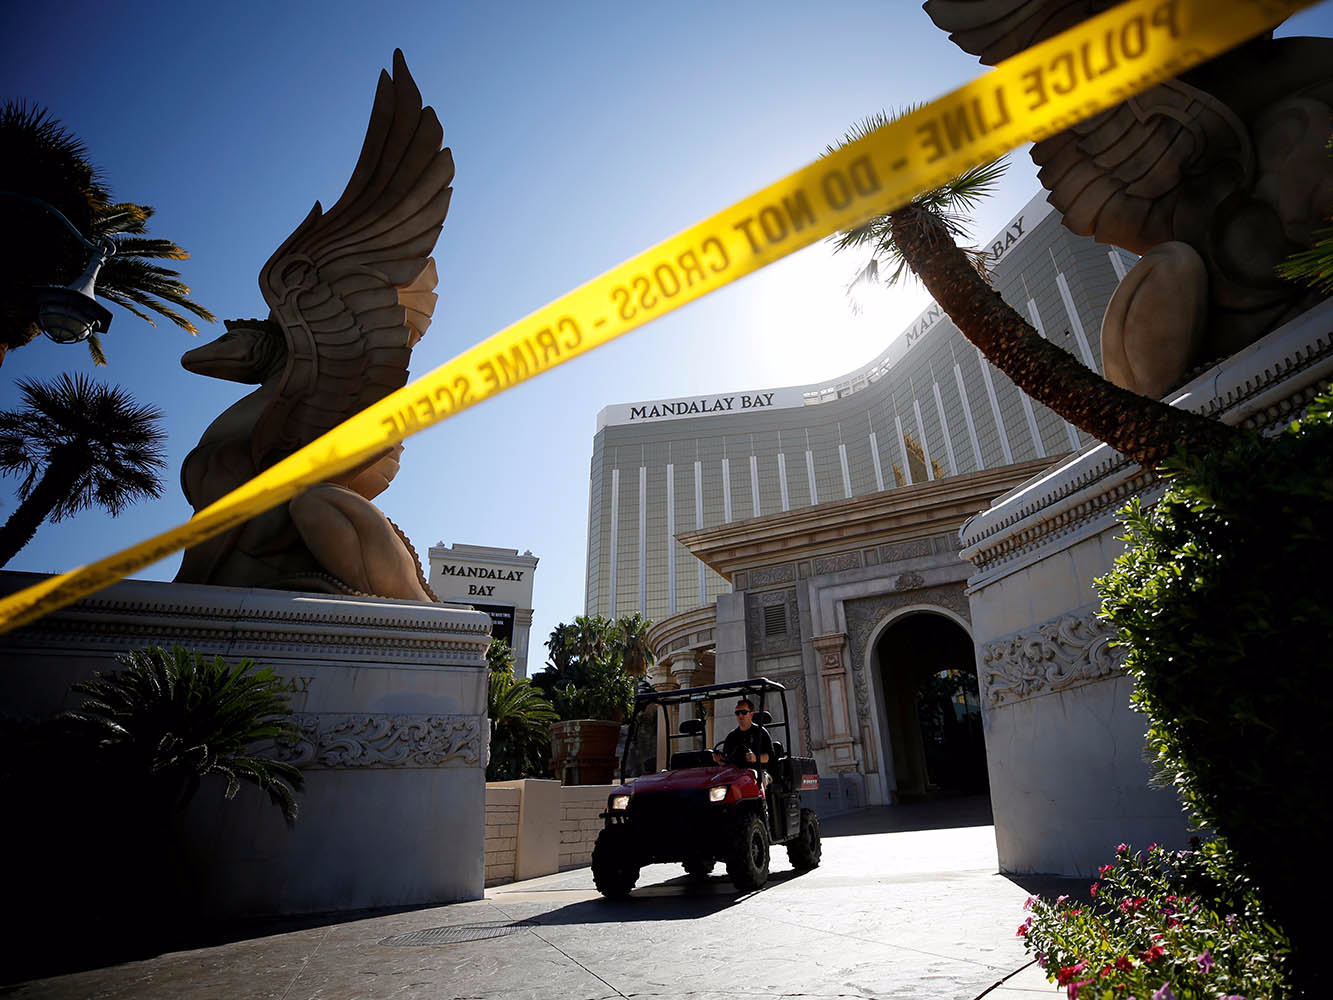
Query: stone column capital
811,632,849,674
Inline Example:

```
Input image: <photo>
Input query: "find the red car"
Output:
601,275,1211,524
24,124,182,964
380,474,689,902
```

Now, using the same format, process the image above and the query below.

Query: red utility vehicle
591,677,821,897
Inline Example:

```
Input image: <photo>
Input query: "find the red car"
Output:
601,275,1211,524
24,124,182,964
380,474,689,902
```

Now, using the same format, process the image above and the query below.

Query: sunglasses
735,709,750,716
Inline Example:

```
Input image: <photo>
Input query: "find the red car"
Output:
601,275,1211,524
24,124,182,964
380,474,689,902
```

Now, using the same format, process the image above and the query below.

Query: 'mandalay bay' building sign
428,543,539,678
597,387,805,431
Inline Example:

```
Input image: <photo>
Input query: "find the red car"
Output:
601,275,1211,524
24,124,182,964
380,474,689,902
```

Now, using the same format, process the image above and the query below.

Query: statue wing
923,0,1253,254
253,48,453,470
1032,81,1252,253
922,0,1119,66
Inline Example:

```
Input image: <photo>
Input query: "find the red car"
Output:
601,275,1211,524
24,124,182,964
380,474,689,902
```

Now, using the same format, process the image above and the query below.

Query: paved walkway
6,797,1063,1000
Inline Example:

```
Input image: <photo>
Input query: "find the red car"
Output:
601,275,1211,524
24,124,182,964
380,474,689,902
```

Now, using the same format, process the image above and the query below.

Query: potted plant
537,617,639,785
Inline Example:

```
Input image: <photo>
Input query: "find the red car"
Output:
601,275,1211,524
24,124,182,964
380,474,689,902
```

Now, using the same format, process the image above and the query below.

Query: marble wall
0,572,493,917
961,300,1333,875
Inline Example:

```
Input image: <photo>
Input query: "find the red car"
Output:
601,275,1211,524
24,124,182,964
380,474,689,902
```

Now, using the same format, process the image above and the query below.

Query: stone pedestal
960,300,1333,877
0,572,493,917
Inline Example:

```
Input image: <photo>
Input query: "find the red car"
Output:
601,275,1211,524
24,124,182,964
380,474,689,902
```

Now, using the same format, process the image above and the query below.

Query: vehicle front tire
591,825,640,899
787,808,822,871
725,814,770,891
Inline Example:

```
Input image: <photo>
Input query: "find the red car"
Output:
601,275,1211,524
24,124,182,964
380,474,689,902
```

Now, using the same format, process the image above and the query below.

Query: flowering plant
1021,841,1291,1000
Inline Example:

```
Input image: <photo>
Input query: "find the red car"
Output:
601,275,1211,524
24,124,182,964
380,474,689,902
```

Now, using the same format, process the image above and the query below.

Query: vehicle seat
669,749,714,769
768,741,785,786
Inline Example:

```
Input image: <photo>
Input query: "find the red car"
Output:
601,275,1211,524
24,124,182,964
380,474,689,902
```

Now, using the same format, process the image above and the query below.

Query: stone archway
874,611,987,801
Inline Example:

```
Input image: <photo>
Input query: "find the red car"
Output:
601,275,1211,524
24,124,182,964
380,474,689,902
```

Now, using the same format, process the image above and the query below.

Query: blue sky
4,1,1332,662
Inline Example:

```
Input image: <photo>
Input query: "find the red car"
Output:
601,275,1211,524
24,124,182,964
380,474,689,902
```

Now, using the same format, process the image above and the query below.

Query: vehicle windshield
619,685,790,780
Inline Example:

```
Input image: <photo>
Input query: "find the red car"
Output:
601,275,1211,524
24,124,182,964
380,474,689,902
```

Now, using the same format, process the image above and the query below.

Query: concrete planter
550,719,621,785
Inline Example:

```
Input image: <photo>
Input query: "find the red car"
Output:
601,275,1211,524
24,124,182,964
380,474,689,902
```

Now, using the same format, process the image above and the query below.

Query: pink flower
1151,983,1176,1000
1016,919,1031,937
1024,895,1038,910
1225,913,1238,926
1056,894,1070,906
1099,864,1115,875
1114,956,1134,972
1090,882,1099,897
1139,945,1165,964
1067,979,1094,999
1197,950,1214,974
1117,843,1129,854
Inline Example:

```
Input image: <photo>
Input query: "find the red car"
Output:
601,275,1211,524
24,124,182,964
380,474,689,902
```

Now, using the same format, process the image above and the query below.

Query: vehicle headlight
611,794,631,811
708,786,728,803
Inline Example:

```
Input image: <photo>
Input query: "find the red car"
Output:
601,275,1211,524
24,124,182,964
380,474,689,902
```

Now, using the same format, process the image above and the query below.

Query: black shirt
720,724,773,768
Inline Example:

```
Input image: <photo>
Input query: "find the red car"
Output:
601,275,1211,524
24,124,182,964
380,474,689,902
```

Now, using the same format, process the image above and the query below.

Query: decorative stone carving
810,632,858,769
276,713,482,769
0,573,490,667
748,563,796,587
759,670,813,754
924,2,1333,395
881,539,932,562
893,571,925,591
175,50,453,602
979,607,1124,707
813,552,862,576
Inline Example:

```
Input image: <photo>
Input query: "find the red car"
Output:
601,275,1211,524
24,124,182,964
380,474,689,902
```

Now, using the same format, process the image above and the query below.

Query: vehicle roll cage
624,677,792,775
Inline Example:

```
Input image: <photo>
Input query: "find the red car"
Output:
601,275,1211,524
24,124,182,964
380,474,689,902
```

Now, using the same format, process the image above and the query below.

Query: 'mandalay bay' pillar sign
429,543,539,677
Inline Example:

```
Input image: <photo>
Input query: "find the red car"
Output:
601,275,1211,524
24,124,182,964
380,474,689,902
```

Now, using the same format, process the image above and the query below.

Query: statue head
181,316,286,384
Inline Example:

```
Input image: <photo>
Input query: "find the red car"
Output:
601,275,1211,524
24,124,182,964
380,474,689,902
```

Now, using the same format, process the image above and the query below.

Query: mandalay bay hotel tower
585,191,1136,627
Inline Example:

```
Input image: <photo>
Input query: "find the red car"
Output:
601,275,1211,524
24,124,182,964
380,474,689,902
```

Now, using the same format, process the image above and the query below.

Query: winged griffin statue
174,51,449,601
924,1,1333,397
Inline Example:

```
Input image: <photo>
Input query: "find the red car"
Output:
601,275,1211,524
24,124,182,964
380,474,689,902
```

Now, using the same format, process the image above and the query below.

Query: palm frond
56,646,303,825
824,109,1008,295
1278,225,1333,293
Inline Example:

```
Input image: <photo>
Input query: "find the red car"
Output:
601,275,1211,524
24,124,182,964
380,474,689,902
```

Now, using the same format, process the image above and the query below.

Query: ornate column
811,632,859,771
512,607,534,678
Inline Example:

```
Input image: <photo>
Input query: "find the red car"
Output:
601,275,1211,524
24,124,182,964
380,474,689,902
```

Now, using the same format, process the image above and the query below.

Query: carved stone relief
276,713,482,769
881,538,932,562
813,552,862,576
979,606,1124,707
757,669,813,754
748,563,796,587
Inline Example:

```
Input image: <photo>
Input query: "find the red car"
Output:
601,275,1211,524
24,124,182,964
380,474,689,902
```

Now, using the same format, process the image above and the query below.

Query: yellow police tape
0,0,1319,635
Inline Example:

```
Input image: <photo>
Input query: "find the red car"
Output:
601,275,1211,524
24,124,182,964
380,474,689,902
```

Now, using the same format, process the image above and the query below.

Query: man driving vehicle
713,697,773,771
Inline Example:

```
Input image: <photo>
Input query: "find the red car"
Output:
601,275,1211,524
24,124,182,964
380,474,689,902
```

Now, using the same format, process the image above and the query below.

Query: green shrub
1097,392,1333,993
552,655,635,722
1022,841,1291,999
59,645,304,824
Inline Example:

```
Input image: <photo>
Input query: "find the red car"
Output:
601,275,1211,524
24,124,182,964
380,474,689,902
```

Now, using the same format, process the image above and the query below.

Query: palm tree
0,373,167,565
615,613,655,679
0,101,214,366
487,669,558,780
58,645,304,824
829,113,1234,467
487,636,518,674
570,614,617,667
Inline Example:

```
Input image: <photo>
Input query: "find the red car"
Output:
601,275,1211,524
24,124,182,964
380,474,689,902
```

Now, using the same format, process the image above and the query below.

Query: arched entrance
876,611,987,801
